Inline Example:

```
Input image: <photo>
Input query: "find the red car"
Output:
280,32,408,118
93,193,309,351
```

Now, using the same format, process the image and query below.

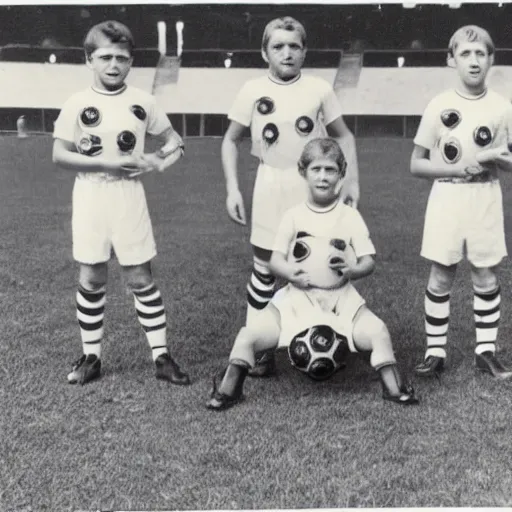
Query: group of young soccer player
52,16,512,410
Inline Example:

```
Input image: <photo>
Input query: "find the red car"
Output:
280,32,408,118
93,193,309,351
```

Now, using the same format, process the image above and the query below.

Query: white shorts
250,163,308,250
72,176,156,266
421,179,507,268
272,283,366,352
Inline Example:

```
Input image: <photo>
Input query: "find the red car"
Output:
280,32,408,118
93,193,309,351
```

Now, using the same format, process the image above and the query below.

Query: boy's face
451,41,493,92
87,39,133,91
262,28,306,81
304,157,343,206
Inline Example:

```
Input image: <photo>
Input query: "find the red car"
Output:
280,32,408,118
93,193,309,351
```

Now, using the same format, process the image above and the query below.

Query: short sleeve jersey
54,85,171,179
414,88,512,168
228,74,343,169
273,200,376,259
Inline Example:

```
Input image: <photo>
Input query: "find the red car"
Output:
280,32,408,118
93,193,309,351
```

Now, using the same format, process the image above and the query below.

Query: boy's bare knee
353,310,391,354
237,327,257,348
80,278,106,292
123,264,153,291
368,317,391,346
428,263,457,295
471,266,499,293
79,264,107,291
127,277,153,291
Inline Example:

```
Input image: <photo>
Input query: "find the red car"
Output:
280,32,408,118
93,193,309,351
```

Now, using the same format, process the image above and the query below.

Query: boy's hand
329,258,354,281
114,155,158,178
477,144,512,172
495,151,512,172
129,153,165,175
462,164,488,177
226,189,246,225
289,268,311,289
156,139,185,159
150,137,185,174
340,180,360,209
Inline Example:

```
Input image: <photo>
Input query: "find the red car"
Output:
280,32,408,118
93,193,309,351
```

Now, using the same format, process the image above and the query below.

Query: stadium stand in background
1,3,511,138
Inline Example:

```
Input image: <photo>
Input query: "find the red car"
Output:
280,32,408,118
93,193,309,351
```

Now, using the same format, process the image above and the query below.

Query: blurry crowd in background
0,3,510,53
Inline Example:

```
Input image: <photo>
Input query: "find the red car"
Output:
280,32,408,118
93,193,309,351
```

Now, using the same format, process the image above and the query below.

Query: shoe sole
67,369,101,385
475,366,512,380
414,369,444,378
155,374,191,385
206,396,245,411
247,366,276,378
383,397,420,405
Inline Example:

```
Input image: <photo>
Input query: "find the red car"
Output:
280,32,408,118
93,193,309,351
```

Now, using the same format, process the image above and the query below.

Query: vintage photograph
2,1,512,510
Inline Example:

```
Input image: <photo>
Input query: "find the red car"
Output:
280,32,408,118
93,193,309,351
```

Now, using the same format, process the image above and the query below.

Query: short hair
298,138,347,178
448,25,494,56
84,20,135,58
261,17,307,52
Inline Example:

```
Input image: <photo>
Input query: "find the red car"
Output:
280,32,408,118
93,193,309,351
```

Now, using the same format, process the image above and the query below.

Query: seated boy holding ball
206,138,418,410
411,26,512,379
53,21,189,386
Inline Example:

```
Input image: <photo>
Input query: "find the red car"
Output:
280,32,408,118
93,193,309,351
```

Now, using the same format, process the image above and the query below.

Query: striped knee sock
76,285,106,358
132,283,168,361
246,258,276,325
424,288,450,359
474,286,500,355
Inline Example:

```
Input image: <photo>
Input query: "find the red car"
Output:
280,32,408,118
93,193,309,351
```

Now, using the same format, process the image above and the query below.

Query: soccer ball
288,324,350,380
292,234,357,289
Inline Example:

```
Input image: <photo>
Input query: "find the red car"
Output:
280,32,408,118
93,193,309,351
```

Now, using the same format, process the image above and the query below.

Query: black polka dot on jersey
295,116,314,135
117,130,137,152
330,239,347,251
256,97,275,115
77,134,102,156
130,104,147,121
440,109,461,129
80,107,101,127
262,123,279,145
442,137,461,163
474,126,493,146
292,240,310,262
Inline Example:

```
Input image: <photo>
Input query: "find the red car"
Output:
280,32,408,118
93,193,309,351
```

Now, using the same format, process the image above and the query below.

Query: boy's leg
122,261,190,385
466,182,510,378
246,246,277,377
353,307,418,405
418,179,466,375
471,265,512,379
69,177,112,384
246,247,276,323
68,263,108,385
207,305,281,411
416,262,457,377
247,163,307,376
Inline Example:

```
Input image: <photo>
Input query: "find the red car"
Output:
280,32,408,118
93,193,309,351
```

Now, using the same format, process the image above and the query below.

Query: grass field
2,135,512,511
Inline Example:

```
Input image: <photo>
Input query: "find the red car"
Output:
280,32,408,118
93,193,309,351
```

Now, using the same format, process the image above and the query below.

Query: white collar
455,87,488,101
305,199,340,214
267,72,301,86
91,84,128,96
